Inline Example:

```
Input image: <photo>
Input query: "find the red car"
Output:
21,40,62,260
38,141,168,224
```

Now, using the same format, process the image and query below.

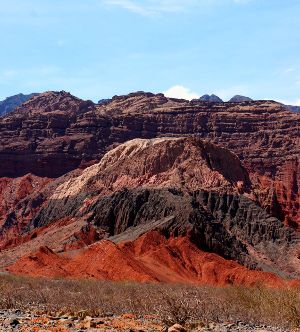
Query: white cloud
277,98,300,106
164,85,199,100
283,67,295,74
214,85,250,101
104,0,152,16
233,0,252,3
103,0,249,16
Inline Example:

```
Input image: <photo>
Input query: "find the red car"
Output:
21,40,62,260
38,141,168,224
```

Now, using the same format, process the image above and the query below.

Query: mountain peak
229,95,253,102
11,90,95,116
0,92,39,117
198,94,223,103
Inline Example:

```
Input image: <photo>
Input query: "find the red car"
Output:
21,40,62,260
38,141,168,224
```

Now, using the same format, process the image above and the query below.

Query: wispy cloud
164,85,199,100
103,0,194,16
283,67,295,74
233,0,252,3
104,0,153,16
103,0,251,16
0,66,61,81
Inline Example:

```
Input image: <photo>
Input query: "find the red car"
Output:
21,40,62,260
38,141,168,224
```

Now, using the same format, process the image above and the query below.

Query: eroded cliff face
0,137,251,244
0,92,299,284
0,175,49,229
0,138,299,281
0,91,298,178
0,91,97,177
0,91,298,225
253,159,300,228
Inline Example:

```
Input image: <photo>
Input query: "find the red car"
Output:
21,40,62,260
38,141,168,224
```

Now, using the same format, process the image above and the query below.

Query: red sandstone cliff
0,91,298,226
0,91,299,286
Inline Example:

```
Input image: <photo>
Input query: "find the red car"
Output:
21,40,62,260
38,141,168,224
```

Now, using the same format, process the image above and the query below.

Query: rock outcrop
0,174,49,230
0,138,299,280
0,93,38,117
1,92,298,225
198,94,223,103
229,95,253,102
0,91,96,177
0,91,298,180
7,230,299,287
0,137,251,243
0,91,299,285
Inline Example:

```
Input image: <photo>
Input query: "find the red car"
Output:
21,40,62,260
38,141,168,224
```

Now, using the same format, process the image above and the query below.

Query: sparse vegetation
0,275,299,329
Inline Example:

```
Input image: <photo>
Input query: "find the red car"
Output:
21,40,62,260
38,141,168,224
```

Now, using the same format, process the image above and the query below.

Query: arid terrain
0,91,299,330
1,275,300,331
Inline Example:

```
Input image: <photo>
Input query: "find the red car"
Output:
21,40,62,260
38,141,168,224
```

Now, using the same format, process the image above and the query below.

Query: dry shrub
0,275,299,328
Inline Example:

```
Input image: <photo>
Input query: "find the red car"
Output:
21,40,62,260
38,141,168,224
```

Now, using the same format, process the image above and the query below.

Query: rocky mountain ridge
0,93,38,117
0,91,299,286
0,137,299,284
229,95,253,103
0,91,298,177
0,91,298,227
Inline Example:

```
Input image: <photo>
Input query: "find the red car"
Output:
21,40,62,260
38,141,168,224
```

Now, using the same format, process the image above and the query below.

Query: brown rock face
0,91,299,285
0,137,251,249
49,137,251,201
0,91,298,225
1,91,298,178
0,91,96,177
0,138,299,281
0,175,48,226
0,175,49,243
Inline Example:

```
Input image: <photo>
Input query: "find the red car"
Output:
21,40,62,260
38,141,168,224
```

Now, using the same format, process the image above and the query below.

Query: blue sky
0,0,300,104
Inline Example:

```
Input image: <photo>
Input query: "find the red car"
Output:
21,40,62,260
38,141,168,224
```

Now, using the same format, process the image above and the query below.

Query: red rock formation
0,174,49,230
7,231,299,287
0,91,299,286
0,138,298,281
50,137,251,203
250,159,300,229
0,91,298,225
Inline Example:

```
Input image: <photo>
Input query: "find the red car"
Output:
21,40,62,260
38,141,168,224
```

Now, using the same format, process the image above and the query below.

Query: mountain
98,98,111,105
286,105,300,113
229,95,253,102
2,138,299,285
0,91,298,227
197,94,223,103
0,93,39,116
0,91,298,178
0,91,299,286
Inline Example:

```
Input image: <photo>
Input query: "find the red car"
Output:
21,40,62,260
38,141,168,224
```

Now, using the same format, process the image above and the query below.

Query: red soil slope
7,231,299,287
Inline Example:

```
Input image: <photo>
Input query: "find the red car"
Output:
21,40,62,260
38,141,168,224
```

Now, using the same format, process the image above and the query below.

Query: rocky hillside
0,91,298,227
0,93,38,116
287,105,300,113
0,137,299,285
197,94,223,102
0,91,298,179
0,91,297,178
0,91,299,286
229,95,253,102
8,230,299,287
